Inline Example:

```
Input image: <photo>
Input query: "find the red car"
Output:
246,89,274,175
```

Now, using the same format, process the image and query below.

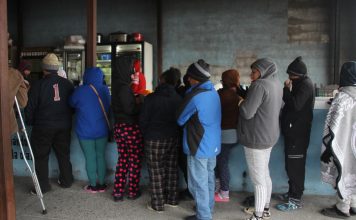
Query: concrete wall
9,0,333,85
162,0,332,85
339,0,356,68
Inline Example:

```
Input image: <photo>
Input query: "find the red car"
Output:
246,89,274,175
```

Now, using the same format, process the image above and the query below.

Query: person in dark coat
277,56,315,211
140,67,182,212
111,55,144,201
25,53,74,194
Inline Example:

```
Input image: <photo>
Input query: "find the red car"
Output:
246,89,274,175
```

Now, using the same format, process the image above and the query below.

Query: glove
321,149,332,163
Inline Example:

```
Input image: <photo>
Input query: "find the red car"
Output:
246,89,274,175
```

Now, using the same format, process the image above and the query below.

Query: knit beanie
42,53,60,71
339,61,356,87
186,59,211,82
287,56,307,76
161,67,181,86
221,69,240,88
18,60,31,74
250,58,277,78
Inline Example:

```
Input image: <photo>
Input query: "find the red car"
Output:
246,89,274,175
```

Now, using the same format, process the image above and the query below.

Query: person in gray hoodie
237,58,283,220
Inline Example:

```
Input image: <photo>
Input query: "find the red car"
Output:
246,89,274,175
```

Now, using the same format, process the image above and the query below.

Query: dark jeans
216,143,235,191
30,127,73,192
284,133,310,200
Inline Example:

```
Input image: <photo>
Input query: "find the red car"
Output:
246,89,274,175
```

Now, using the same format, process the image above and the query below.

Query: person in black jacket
111,55,144,201
140,67,182,212
276,56,315,211
25,53,74,194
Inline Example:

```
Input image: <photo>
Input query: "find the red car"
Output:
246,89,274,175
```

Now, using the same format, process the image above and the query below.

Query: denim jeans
187,155,216,220
216,143,236,191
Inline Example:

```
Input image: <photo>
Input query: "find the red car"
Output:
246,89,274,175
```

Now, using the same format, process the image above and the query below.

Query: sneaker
83,185,98,194
245,212,263,220
276,200,302,212
57,179,71,188
146,202,164,213
350,207,356,216
274,192,289,202
243,207,271,219
321,206,350,219
97,184,107,193
113,194,123,202
164,202,178,208
214,192,230,202
127,191,141,200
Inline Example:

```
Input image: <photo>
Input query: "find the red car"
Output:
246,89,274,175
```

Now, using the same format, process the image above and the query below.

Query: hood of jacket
251,58,278,79
114,54,135,86
83,67,104,87
340,61,356,87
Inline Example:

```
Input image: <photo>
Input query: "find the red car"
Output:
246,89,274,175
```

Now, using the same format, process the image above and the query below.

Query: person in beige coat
9,67,28,134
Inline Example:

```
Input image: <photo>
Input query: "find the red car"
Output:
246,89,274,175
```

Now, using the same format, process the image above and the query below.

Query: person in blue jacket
69,67,111,193
177,59,221,220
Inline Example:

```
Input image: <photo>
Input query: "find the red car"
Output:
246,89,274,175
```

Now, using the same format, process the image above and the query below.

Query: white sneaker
245,213,263,220
244,207,271,219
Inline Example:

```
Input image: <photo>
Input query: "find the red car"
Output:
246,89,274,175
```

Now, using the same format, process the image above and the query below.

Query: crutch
14,96,47,214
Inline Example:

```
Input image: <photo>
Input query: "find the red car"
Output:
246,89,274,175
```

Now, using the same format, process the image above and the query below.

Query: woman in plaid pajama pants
140,68,182,212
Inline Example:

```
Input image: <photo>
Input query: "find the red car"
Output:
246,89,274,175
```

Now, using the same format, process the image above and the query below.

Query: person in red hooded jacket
131,59,146,96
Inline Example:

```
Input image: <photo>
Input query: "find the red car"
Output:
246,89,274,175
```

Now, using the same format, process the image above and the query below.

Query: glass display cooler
112,42,153,91
96,45,112,91
63,46,85,86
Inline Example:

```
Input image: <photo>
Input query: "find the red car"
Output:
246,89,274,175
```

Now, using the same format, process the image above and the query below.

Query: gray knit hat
42,53,60,71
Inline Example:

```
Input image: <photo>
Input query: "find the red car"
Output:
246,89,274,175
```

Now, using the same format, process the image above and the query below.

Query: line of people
9,52,356,220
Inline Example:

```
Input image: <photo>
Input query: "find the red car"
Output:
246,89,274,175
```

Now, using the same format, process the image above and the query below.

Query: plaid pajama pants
113,123,143,197
145,137,179,211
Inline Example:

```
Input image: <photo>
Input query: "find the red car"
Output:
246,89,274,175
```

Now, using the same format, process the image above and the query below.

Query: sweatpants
30,127,73,192
113,123,143,197
244,147,272,217
216,143,235,191
78,137,107,186
284,133,310,200
145,137,179,210
336,194,356,214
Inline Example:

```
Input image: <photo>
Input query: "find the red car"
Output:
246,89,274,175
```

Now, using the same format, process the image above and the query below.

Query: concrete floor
14,176,355,220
